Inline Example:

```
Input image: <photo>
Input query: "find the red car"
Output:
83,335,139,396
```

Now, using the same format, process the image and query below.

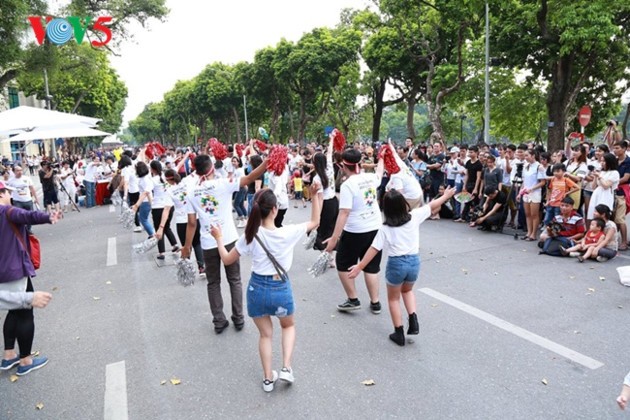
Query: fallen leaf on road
493,272,498,276
52,287,58,292
31,350,39,357
160,380,167,385
618,305,623,309
92,297,101,301
331,315,336,318
573,330,581,334
569,276,575,280
588,288,595,293
106,281,112,285
541,378,548,385
170,378,181,385
461,268,469,274
436,260,440,263
35,402,44,410
75,337,80,340
9,375,18,383
589,267,594,270
431,304,438,308
598,276,605,281
361,379,375,386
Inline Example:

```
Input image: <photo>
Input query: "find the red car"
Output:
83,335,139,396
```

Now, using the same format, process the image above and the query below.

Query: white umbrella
0,106,100,135
5,126,110,142
102,135,123,145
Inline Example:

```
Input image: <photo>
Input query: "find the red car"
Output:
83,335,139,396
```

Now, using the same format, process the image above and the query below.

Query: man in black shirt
472,185,507,231
426,142,445,200
39,162,60,214
457,145,483,222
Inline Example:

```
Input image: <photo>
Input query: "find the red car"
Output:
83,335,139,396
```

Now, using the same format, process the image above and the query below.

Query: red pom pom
378,145,400,174
144,142,164,160
332,129,346,152
254,139,268,152
234,144,245,158
208,138,227,161
268,145,288,175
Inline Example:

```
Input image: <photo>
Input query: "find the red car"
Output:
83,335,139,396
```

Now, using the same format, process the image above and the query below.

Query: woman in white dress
587,153,619,221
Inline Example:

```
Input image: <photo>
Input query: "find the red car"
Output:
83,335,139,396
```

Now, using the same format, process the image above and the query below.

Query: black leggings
176,222,205,269
315,197,339,250
3,278,35,358
128,192,140,226
151,207,177,253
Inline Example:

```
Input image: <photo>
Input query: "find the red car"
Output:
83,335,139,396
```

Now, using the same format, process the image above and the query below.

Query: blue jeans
385,254,420,286
544,206,561,226
247,272,294,318
138,201,154,235
454,181,463,218
83,180,95,208
542,236,573,256
247,193,255,216
233,187,247,218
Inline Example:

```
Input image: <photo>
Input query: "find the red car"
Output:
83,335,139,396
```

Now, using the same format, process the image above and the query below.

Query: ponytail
244,189,277,244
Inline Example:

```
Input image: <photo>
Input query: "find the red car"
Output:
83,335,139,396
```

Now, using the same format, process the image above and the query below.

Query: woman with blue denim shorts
349,187,456,346
210,187,320,392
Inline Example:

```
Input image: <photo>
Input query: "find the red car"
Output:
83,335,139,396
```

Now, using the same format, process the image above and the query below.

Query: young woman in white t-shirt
149,161,179,259
210,187,320,392
131,161,155,237
312,133,338,251
324,148,384,314
348,187,456,346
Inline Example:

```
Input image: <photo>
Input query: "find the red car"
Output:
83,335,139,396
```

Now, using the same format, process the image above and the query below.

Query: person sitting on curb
538,197,585,256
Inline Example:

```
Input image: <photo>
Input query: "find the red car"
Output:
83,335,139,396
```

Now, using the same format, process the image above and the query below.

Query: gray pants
203,242,244,328
12,201,33,233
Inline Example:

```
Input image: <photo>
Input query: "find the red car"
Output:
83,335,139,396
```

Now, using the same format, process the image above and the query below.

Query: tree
128,102,167,142
491,0,630,151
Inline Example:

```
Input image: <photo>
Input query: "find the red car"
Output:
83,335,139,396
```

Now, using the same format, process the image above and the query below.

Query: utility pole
44,68,57,159
484,2,490,145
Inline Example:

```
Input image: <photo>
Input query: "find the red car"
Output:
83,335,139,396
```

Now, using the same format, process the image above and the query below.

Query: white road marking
104,360,128,420
419,287,604,370
109,205,115,213
106,237,117,266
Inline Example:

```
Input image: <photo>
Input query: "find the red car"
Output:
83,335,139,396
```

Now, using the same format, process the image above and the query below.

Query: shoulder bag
6,208,41,270
254,234,288,282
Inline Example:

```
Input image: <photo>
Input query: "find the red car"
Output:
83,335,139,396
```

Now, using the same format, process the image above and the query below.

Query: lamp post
44,69,57,159
484,1,490,145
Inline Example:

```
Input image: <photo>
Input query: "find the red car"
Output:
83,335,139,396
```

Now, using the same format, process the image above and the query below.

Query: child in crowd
560,218,606,262
292,170,306,208
348,186,456,346
544,164,580,225
617,371,630,410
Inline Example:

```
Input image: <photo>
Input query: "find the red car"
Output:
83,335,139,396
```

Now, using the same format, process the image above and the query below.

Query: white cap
449,147,460,153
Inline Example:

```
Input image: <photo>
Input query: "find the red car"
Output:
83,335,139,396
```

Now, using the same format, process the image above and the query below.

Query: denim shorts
385,254,420,286
247,272,294,318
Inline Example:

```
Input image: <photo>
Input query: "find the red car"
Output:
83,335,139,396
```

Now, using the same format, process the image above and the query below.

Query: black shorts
43,190,59,206
336,230,382,274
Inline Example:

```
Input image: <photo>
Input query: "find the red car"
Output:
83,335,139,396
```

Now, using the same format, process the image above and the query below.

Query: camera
513,162,524,184
548,221,565,237
587,165,595,171
444,155,451,162
469,206,484,223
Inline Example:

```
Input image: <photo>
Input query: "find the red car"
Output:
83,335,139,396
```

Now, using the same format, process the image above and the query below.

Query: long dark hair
118,155,132,170
382,190,411,227
150,160,165,183
594,204,612,221
164,169,181,184
601,153,619,171
313,152,329,190
244,189,277,244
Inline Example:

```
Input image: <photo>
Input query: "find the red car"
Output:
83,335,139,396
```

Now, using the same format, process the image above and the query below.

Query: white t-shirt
151,175,173,209
166,179,190,224
584,159,601,192
7,176,33,202
313,160,335,200
222,157,234,174
235,223,308,276
137,175,154,203
386,167,422,200
185,176,241,250
268,169,289,210
371,206,431,256
521,162,546,190
84,162,99,182
339,173,382,233
122,165,139,194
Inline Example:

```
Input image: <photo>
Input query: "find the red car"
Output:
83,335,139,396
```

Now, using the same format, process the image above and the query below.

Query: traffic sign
578,105,591,127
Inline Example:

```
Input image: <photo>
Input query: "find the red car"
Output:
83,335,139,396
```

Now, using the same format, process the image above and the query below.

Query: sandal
172,246,181,253
524,237,536,242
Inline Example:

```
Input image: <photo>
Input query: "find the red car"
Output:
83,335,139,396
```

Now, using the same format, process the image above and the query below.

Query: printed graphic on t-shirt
364,187,377,206
200,194,219,215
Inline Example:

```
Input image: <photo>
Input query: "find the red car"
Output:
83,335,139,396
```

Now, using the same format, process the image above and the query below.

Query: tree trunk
288,105,295,141
547,97,566,152
406,96,416,139
232,107,241,142
427,101,444,142
371,79,386,142
623,102,630,141
270,99,280,138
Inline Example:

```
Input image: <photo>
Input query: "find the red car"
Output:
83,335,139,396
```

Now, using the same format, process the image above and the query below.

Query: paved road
1,180,629,419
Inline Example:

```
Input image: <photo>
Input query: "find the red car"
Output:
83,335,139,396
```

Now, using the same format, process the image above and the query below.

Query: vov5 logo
28,16,113,47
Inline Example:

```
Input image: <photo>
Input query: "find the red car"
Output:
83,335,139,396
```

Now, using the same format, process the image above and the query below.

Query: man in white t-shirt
83,156,101,208
7,166,38,232
182,152,268,334
324,148,384,314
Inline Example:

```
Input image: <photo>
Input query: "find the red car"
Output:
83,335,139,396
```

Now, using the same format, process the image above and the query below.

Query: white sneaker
279,367,294,384
133,226,142,233
236,219,245,228
262,370,278,392
569,252,580,258
596,256,608,262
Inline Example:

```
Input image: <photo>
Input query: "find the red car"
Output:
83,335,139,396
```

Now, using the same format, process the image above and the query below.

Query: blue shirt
617,156,630,195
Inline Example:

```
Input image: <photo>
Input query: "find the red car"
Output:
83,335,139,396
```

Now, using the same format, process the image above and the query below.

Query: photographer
38,162,61,214
469,186,507,231
456,145,483,222
538,197,585,256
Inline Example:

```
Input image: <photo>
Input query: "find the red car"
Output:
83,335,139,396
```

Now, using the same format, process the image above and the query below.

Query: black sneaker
337,299,361,312
389,326,405,346
214,321,229,334
370,301,381,314
407,313,419,335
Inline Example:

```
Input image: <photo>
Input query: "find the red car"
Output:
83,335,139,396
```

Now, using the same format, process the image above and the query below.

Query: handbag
6,208,41,270
254,234,288,282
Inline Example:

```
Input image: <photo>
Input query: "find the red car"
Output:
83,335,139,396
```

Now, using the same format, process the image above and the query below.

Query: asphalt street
1,180,629,419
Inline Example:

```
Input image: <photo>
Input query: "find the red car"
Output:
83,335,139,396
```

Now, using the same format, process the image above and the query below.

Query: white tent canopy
0,106,100,135
5,126,110,142
102,135,123,145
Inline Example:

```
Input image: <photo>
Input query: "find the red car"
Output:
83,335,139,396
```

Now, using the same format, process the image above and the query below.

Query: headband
342,159,360,174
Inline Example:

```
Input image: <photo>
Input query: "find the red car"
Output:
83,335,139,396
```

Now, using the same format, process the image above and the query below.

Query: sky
107,0,370,126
